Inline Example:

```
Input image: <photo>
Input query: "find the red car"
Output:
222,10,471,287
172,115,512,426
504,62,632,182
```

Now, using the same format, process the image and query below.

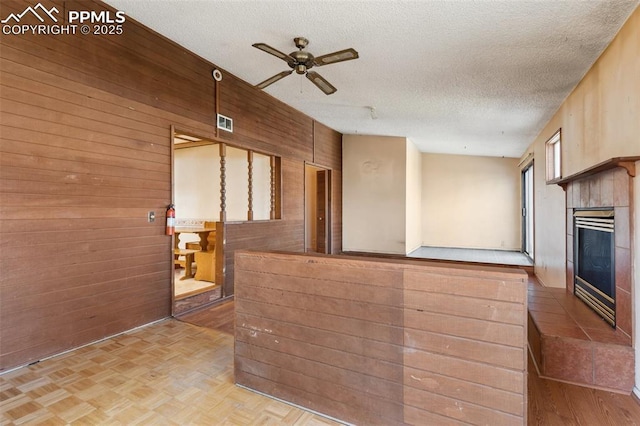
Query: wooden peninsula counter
234,251,528,425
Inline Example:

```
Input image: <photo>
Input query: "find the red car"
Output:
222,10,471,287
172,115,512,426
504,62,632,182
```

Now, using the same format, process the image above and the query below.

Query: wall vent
217,114,233,132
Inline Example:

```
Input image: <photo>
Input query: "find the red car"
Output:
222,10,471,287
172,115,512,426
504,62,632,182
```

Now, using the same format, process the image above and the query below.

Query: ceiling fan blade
313,48,359,66
252,43,295,66
255,70,293,89
306,71,337,95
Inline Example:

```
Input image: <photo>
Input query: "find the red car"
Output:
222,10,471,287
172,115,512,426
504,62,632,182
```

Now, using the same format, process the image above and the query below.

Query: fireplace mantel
551,156,640,190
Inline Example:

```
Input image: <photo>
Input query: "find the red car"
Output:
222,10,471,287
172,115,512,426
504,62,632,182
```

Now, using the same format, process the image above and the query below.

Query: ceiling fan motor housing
290,50,315,73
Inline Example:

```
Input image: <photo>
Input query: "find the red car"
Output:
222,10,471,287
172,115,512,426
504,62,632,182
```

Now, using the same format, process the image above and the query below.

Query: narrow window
546,130,561,182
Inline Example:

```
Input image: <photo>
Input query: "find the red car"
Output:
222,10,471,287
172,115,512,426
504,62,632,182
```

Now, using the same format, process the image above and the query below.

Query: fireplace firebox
573,209,615,327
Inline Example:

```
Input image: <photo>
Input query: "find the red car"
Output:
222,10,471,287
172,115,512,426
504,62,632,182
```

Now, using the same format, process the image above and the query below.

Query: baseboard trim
0,316,169,376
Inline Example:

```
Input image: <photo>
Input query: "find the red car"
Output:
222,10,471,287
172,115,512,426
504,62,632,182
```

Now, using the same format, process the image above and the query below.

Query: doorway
172,130,223,315
305,164,331,253
171,128,283,314
521,162,534,260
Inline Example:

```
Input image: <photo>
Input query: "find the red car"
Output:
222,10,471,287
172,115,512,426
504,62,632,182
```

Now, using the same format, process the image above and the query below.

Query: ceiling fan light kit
253,37,358,95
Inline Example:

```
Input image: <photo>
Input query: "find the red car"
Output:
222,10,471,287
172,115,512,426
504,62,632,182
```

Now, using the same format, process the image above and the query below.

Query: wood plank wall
235,251,528,425
313,121,343,254
0,0,342,371
221,121,343,296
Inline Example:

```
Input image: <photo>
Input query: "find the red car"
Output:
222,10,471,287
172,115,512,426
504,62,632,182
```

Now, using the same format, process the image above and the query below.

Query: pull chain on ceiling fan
252,37,358,95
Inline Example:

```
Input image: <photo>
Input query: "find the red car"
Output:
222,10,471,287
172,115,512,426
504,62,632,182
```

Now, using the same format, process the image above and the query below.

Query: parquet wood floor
0,319,340,425
3,305,640,425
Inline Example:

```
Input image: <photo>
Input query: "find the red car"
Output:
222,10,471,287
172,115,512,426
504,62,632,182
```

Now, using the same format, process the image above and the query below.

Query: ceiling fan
252,37,359,95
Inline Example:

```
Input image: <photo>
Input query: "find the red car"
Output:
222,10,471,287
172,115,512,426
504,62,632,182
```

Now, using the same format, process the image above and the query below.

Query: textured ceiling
104,0,638,158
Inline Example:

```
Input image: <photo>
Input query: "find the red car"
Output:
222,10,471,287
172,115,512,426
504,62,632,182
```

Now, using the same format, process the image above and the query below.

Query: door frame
170,126,222,316
521,161,534,260
304,163,332,254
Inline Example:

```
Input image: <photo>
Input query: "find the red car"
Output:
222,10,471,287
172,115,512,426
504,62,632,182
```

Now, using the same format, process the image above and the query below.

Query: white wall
174,143,271,224
174,144,220,220
521,133,566,288
252,153,271,221
225,146,249,221
421,153,521,250
634,161,640,399
343,137,519,254
343,135,408,254
406,139,422,253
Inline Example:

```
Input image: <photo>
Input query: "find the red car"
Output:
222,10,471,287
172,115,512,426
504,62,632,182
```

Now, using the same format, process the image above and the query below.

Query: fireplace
573,209,615,327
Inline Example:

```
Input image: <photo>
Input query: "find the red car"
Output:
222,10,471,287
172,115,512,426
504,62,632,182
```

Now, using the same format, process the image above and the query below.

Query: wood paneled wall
235,251,528,425
221,122,343,296
0,0,342,371
313,121,343,254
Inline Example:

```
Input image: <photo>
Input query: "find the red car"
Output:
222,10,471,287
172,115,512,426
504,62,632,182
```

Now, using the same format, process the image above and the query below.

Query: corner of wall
634,162,640,391
405,138,422,254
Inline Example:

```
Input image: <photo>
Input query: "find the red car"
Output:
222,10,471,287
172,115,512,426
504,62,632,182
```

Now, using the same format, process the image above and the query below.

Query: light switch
148,211,155,223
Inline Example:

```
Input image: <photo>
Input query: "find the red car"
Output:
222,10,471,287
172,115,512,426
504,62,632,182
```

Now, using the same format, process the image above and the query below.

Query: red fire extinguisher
166,204,175,236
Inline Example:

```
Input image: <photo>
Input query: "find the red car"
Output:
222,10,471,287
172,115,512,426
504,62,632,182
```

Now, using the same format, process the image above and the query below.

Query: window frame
545,129,562,183
173,130,282,223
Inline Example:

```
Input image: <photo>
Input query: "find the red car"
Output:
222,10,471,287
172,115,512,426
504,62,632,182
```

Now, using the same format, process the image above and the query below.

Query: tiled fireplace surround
567,167,633,338
528,166,635,393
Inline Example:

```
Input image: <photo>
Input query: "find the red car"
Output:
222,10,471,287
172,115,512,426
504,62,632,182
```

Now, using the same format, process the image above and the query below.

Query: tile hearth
528,278,634,393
